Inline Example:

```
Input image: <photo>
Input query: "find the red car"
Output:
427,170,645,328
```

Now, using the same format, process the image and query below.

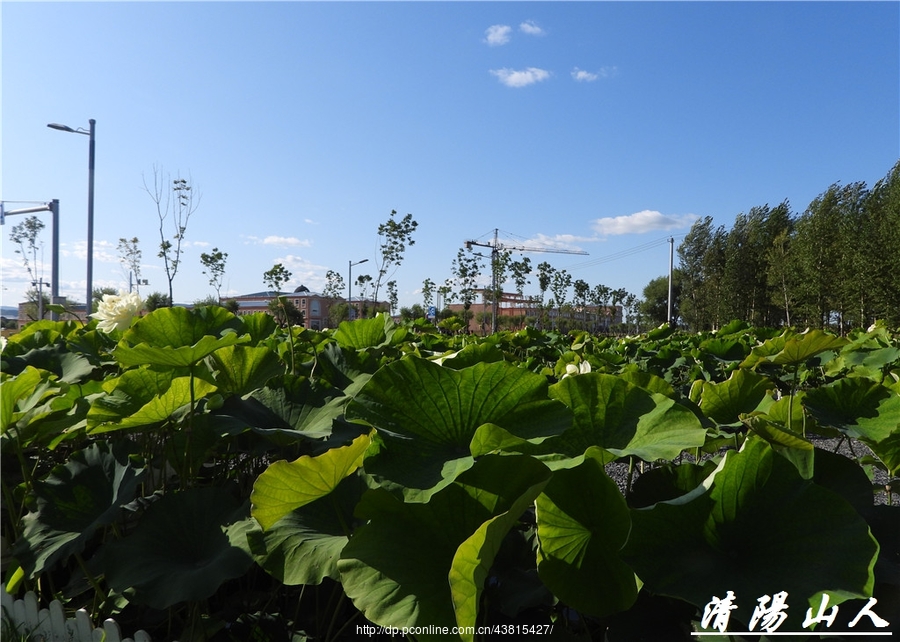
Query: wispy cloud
519,20,544,36
246,235,312,248
571,68,599,82
571,66,618,82
592,210,698,236
484,24,512,46
274,255,331,292
490,67,551,88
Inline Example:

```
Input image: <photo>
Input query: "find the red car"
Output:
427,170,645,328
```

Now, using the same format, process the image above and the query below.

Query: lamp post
48,119,95,316
348,258,368,320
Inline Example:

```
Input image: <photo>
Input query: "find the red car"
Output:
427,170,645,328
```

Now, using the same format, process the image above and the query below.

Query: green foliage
1,316,897,640
676,162,900,331
199,246,228,301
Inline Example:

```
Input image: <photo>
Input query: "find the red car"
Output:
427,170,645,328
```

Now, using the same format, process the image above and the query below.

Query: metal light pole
348,258,368,320
48,119,95,316
2,200,61,320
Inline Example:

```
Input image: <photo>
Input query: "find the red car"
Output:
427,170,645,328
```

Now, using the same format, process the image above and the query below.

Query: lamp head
47,123,76,133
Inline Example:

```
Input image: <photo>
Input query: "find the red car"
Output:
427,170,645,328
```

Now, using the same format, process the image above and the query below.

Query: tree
143,166,200,306
263,263,292,293
421,278,435,309
268,297,304,327
535,261,555,329
371,209,418,314
199,247,228,302
386,280,399,315
193,295,220,308
144,291,171,312
10,216,47,319
549,269,572,328
328,302,349,327
117,237,143,295
322,270,345,300
640,272,683,326
355,274,372,301
509,256,532,295
450,247,481,330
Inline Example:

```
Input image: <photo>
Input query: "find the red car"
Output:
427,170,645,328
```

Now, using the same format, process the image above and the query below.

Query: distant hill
1,307,19,318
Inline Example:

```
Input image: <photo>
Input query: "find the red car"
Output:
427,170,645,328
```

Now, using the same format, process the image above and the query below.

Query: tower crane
464,229,588,333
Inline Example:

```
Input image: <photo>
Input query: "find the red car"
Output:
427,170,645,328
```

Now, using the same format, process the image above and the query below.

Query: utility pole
465,229,588,334
667,236,674,326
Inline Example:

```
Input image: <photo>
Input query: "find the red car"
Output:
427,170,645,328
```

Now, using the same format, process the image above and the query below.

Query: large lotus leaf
114,333,249,368
250,373,370,439
338,455,550,636
535,447,638,618
332,313,405,350
237,311,278,346
432,342,505,369
616,369,676,399
123,305,243,347
544,373,706,461
1,366,54,434
102,486,253,610
757,329,848,368
7,379,104,450
88,375,216,434
1,343,96,384
699,369,774,425
346,356,571,501
742,414,815,479
86,368,176,429
803,378,900,474
448,456,551,640
250,431,371,530
208,344,285,396
622,437,878,630
115,306,248,367
248,472,365,585
699,337,749,362
12,440,146,578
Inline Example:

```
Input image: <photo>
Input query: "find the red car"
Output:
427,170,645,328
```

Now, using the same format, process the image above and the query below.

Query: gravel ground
604,435,896,507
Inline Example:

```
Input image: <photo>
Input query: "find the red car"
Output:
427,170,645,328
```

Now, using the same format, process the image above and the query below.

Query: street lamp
48,119,95,317
348,258,368,320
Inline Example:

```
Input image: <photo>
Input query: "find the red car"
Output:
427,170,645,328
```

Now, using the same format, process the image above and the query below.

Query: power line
566,234,687,271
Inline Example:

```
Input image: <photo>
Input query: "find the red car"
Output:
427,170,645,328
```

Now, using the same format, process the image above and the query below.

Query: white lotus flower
92,292,143,333
562,361,591,378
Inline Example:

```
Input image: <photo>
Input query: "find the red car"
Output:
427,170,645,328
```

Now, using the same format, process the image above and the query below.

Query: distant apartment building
447,291,623,334
220,286,388,330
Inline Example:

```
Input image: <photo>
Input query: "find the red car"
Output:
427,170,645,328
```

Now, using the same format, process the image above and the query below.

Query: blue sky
2,1,898,314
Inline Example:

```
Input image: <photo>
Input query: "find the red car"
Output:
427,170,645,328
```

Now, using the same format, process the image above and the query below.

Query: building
221,287,335,330
447,291,623,334
17,299,88,327
221,286,389,330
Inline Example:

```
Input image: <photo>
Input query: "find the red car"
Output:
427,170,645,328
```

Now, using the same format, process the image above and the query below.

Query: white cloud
519,20,544,36
484,24,512,46
517,233,594,252
274,254,330,292
571,68,599,82
592,210,698,236
246,235,312,248
571,66,618,82
490,67,551,88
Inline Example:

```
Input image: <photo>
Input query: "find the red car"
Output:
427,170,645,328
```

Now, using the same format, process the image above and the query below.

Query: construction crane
464,229,588,333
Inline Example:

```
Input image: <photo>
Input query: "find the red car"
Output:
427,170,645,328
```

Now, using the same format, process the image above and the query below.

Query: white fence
1,590,152,642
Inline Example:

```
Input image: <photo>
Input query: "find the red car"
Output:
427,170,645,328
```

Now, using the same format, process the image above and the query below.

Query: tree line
669,161,900,332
